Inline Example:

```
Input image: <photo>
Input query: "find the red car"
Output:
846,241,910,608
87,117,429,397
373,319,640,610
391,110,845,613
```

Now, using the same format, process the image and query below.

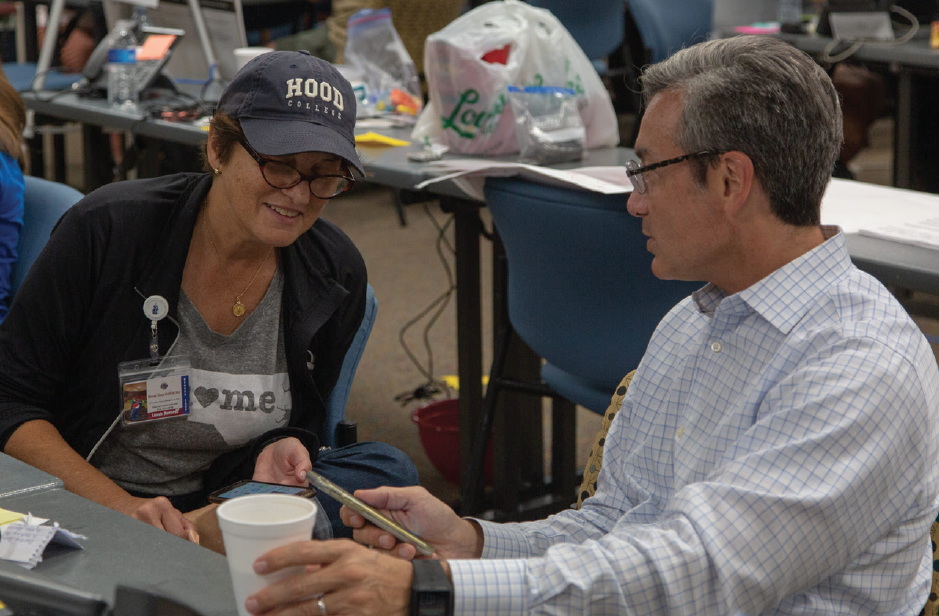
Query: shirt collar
692,226,852,334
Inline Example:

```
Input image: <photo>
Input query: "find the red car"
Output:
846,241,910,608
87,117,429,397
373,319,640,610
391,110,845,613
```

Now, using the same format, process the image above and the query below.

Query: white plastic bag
413,0,619,156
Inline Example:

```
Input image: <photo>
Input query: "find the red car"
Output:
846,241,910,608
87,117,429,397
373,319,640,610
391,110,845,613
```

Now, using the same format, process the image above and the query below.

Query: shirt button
676,426,685,439
710,341,723,353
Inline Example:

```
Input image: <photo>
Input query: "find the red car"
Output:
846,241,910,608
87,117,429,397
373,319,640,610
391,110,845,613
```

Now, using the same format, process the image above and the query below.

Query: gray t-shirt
95,268,291,495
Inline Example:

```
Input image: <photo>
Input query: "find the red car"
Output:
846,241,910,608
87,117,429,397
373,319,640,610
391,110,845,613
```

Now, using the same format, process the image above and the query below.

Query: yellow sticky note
354,131,411,147
0,507,24,525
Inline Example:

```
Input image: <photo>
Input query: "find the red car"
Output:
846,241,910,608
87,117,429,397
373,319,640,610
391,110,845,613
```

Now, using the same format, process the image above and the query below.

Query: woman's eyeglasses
625,150,722,194
239,140,355,200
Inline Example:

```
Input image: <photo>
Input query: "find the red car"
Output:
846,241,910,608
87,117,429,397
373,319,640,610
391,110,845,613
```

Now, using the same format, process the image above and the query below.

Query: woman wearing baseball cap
0,51,418,541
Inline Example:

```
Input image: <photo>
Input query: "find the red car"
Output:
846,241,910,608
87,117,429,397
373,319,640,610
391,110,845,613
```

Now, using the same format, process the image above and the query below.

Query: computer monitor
103,0,248,85
0,558,110,616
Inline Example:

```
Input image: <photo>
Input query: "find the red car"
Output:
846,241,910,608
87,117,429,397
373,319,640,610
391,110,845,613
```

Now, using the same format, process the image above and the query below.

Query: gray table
0,452,63,499
0,486,236,615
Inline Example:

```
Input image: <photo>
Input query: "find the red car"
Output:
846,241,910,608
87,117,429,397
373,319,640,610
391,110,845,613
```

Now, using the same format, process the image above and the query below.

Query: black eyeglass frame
625,150,723,194
238,140,355,199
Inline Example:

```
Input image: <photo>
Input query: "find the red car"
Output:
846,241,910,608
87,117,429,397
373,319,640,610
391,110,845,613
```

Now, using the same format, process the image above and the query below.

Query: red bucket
411,399,493,486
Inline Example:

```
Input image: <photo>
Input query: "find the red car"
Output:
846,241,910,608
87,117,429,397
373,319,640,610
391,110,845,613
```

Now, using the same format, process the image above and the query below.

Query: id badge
117,356,191,426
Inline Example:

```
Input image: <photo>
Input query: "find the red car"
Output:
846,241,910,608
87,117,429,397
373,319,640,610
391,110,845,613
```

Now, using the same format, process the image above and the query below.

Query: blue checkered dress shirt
449,229,939,615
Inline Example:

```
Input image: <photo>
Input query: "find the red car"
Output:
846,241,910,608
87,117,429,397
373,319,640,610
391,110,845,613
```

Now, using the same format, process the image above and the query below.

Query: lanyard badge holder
117,296,191,426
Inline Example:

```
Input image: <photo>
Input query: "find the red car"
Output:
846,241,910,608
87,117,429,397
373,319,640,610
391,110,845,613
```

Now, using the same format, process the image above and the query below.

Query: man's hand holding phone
336,484,485,561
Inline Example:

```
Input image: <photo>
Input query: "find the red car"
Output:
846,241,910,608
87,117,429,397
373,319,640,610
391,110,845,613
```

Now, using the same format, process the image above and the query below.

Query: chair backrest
484,177,701,409
525,0,626,63
10,176,84,298
323,283,378,448
577,370,635,508
625,0,713,63
1,63,84,92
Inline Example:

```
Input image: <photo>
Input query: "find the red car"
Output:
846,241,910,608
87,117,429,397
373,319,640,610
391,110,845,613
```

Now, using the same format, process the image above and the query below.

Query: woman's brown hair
0,65,25,163
200,111,245,172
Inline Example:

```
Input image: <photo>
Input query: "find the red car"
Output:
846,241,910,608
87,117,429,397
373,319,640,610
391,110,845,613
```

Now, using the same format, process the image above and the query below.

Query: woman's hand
253,437,312,486
341,486,483,560
108,493,199,543
246,539,413,616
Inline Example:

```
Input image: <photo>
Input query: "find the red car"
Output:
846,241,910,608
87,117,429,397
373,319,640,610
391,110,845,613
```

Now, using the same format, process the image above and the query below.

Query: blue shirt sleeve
0,151,25,324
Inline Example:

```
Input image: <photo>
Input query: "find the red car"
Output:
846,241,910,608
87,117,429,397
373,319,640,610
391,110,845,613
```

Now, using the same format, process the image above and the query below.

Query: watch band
410,560,453,616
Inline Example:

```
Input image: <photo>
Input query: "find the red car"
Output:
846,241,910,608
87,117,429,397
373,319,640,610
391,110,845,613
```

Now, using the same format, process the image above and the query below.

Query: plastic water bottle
107,22,138,108
778,0,803,25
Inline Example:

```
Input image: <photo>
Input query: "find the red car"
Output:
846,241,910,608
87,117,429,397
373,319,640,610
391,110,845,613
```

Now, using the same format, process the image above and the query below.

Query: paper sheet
415,160,633,201
858,217,939,250
0,517,86,569
0,523,57,569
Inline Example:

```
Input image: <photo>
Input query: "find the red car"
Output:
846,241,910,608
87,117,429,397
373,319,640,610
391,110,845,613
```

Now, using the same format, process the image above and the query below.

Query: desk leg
895,68,912,189
81,124,112,192
441,197,484,513
23,0,38,62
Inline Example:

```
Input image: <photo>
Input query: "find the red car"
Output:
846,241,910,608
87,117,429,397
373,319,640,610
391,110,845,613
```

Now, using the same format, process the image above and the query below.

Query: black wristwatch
410,560,453,616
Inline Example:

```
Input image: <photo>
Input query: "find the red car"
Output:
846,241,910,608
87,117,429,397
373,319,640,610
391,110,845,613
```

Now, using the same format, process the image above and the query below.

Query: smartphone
208,479,316,504
305,470,435,556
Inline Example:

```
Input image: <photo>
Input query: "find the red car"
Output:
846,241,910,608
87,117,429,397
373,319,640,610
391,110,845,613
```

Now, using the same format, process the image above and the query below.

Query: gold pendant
232,300,246,317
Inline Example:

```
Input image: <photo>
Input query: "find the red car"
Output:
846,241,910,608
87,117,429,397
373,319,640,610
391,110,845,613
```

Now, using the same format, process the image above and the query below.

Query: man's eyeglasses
624,150,722,194
239,140,355,200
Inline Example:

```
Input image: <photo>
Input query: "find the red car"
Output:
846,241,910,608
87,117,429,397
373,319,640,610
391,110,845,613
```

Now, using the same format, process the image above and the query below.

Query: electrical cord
394,203,458,404
821,4,919,63
18,66,86,102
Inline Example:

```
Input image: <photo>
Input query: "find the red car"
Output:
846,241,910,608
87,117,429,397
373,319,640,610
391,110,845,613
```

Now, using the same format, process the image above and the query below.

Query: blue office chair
625,0,713,63
322,283,378,448
10,176,83,298
1,63,82,92
464,177,701,515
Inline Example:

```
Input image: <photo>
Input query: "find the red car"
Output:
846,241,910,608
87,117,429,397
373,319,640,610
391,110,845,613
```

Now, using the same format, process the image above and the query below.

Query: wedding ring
317,597,327,616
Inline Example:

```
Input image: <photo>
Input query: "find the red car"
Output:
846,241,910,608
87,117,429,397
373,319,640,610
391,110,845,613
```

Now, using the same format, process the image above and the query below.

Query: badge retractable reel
116,296,191,426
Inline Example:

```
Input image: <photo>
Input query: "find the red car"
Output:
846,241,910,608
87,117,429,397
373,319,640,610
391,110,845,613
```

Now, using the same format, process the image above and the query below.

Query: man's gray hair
640,36,842,226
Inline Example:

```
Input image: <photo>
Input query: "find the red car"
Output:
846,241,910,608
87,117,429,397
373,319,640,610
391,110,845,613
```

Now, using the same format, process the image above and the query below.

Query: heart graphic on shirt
194,387,219,408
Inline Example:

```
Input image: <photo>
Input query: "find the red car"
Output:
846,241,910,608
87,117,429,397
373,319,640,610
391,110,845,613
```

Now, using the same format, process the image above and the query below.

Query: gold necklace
202,209,273,317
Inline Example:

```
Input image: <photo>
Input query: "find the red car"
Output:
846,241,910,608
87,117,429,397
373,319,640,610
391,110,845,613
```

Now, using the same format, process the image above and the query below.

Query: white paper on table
0,522,57,569
821,178,939,237
0,519,86,569
857,217,939,250
415,160,633,201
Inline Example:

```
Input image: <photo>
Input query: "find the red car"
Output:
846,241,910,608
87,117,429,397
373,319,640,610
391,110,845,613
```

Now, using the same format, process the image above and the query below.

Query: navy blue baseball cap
216,50,363,176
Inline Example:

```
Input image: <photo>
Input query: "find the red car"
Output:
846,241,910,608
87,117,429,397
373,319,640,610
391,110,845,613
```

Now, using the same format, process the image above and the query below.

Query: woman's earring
213,168,221,177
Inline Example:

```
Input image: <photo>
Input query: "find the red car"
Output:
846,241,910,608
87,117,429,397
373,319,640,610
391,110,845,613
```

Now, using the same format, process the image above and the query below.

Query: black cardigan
0,172,366,495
